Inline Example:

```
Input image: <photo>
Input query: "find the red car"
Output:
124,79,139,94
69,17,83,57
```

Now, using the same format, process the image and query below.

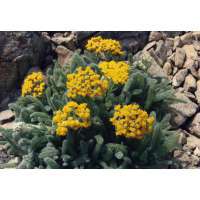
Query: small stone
183,45,198,60
189,113,200,137
173,36,182,50
191,155,200,166
143,41,156,51
149,31,164,42
193,41,200,51
183,59,195,69
175,48,186,68
172,69,188,87
194,147,200,157
163,62,172,75
41,32,51,41
186,134,200,150
180,32,193,45
173,149,182,158
165,38,174,50
188,62,198,78
170,92,198,118
192,31,200,40
136,50,167,78
183,74,197,92
63,32,71,37
178,130,187,145
0,110,14,125
155,40,167,64
149,48,164,66
52,32,76,50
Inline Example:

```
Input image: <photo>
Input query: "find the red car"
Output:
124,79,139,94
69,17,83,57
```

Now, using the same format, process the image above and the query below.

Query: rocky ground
1,31,200,168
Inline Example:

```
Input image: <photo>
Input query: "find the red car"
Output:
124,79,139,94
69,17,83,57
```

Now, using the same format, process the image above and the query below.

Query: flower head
99,61,129,84
22,72,45,97
86,36,124,55
53,101,91,136
110,104,155,139
66,66,108,99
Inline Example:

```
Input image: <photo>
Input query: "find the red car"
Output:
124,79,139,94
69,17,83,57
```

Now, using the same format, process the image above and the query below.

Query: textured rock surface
0,32,53,107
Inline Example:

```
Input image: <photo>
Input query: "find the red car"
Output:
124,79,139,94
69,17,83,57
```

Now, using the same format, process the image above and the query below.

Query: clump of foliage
0,37,179,169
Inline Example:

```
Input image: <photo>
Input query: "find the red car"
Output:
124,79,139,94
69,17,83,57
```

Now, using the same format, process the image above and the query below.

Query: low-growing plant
0,37,179,169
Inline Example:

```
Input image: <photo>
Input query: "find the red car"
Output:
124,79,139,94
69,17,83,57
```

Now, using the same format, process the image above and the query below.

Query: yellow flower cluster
22,72,45,97
99,61,129,84
86,36,124,55
110,104,155,139
53,101,91,136
66,66,108,99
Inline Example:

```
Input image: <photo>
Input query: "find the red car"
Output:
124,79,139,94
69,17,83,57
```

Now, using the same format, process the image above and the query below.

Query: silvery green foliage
0,52,179,169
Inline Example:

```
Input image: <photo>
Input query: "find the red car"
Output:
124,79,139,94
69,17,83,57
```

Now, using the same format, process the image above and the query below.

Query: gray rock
143,41,156,51
183,44,198,60
188,61,199,78
0,32,52,102
51,32,76,50
148,48,164,66
55,45,73,67
180,32,193,45
178,130,187,145
186,134,200,150
163,62,172,75
193,41,200,51
170,92,198,118
192,31,200,40
183,59,195,69
189,113,200,137
173,36,182,50
183,74,197,92
165,38,174,50
175,48,186,68
172,69,188,87
149,31,164,42
133,50,167,78
184,91,197,102
194,147,200,157
155,40,168,64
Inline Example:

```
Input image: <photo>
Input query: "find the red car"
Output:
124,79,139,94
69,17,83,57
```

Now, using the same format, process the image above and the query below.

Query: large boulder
0,32,53,107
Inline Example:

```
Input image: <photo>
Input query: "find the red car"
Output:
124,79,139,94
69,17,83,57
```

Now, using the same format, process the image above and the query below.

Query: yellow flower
66,66,108,99
86,36,124,55
110,104,155,139
21,72,45,97
99,61,129,84
53,101,91,136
